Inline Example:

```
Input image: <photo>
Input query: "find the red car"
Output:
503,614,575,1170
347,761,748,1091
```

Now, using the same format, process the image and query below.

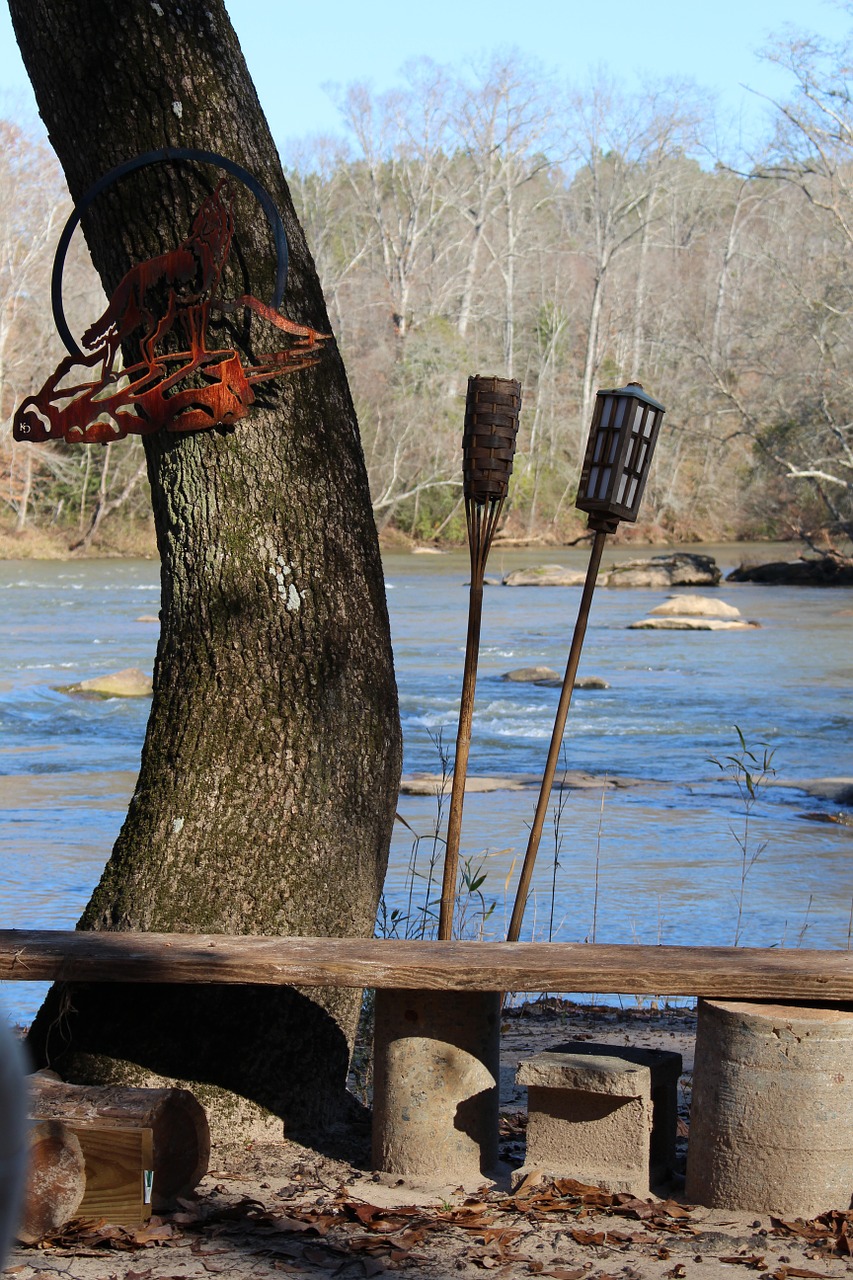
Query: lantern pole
506,381,665,944
505,518,613,943
438,376,521,941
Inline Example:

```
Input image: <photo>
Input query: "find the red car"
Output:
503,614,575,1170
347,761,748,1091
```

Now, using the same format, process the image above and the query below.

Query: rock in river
501,666,560,682
605,552,721,588
628,594,758,630
648,594,742,619
61,667,153,698
503,565,587,587
501,667,610,688
727,555,853,586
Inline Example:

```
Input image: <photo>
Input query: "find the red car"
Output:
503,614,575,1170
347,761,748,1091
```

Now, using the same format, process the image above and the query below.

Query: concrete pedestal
686,999,853,1218
515,1042,682,1196
372,989,500,1181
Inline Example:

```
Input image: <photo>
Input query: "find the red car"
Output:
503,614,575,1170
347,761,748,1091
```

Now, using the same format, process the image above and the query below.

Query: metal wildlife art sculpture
13,150,330,445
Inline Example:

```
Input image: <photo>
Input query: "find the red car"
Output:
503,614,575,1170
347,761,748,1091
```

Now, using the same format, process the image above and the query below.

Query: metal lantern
575,383,665,531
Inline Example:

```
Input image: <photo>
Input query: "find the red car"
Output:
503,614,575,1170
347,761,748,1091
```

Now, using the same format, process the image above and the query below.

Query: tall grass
708,725,777,947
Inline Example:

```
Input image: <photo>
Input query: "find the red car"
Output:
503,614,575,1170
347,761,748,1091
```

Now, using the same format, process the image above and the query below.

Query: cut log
28,1075,209,1211
19,1119,86,1244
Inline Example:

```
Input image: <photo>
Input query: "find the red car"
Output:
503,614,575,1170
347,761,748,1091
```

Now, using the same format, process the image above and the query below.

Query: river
1,543,851,1025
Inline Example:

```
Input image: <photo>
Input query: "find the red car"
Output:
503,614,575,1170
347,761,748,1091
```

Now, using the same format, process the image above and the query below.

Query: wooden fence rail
2,930,853,1002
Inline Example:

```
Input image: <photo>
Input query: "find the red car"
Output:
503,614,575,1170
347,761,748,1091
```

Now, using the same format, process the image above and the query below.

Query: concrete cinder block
686,999,853,1218
515,1041,682,1196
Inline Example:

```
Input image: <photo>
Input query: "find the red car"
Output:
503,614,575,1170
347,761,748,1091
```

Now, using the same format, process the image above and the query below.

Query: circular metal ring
51,147,289,360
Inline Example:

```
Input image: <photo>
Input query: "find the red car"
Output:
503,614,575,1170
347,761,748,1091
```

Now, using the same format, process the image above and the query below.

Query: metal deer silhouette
13,161,330,446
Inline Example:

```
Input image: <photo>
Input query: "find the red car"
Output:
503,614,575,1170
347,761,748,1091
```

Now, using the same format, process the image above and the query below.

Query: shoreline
401,770,853,808
0,521,814,563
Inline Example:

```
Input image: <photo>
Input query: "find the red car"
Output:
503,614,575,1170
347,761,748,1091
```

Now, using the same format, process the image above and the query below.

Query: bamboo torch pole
437,376,521,941
505,522,613,943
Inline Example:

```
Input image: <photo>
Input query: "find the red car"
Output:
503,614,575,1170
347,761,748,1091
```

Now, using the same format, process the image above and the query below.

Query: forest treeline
2,23,853,550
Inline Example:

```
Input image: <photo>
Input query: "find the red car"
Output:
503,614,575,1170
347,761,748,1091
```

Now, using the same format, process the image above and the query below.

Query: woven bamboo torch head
463,376,522,504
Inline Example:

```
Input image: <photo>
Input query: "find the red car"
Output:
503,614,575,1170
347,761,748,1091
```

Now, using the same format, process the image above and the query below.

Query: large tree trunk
11,0,402,1143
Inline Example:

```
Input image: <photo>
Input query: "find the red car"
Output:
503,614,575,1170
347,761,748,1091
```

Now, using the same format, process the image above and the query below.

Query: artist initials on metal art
13,149,330,445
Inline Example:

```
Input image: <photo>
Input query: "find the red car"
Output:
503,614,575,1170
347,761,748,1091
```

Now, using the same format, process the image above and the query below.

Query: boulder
503,565,587,587
648,594,742,619
604,552,721,588
727,555,853,586
62,667,153,698
628,616,757,631
534,675,610,689
501,666,560,683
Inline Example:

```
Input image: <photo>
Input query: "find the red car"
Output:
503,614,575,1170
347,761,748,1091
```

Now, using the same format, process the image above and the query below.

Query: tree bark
11,0,402,1141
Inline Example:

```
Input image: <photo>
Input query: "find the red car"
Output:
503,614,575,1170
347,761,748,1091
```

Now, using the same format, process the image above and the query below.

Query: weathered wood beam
2,930,852,1001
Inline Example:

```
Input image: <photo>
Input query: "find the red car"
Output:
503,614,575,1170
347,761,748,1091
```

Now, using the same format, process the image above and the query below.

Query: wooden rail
2,930,853,1002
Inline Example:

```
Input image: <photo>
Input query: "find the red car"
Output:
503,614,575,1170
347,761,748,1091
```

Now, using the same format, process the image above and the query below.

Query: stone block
372,989,500,1183
686,999,853,1217
515,1041,682,1196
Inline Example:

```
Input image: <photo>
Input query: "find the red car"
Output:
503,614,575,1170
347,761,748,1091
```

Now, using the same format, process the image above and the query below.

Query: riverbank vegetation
2,21,853,554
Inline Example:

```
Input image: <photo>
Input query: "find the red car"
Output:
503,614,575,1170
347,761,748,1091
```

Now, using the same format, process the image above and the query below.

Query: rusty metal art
13,149,329,445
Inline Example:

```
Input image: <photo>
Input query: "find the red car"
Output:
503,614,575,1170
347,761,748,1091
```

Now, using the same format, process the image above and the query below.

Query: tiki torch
506,382,665,943
437,376,522,941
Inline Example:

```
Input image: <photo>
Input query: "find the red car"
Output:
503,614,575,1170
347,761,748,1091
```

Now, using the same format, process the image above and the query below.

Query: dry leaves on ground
772,1211,853,1258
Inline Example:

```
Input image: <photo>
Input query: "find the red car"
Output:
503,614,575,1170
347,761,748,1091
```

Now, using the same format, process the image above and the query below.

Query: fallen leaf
772,1268,833,1279
515,1170,546,1195
657,1200,696,1220
569,1229,607,1246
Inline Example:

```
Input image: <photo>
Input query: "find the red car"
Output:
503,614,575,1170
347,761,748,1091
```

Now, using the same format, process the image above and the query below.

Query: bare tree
333,59,454,344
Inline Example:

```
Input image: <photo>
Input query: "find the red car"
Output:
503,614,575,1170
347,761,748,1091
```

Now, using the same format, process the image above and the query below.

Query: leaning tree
9,0,402,1140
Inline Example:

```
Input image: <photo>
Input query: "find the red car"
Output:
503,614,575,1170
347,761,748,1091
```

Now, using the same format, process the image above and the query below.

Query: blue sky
0,0,849,154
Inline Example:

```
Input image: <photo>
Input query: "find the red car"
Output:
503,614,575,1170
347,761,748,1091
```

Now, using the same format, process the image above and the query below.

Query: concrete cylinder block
686,999,853,1218
372,989,500,1182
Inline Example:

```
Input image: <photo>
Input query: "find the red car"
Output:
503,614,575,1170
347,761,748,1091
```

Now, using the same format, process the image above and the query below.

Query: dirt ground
8,1001,853,1280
